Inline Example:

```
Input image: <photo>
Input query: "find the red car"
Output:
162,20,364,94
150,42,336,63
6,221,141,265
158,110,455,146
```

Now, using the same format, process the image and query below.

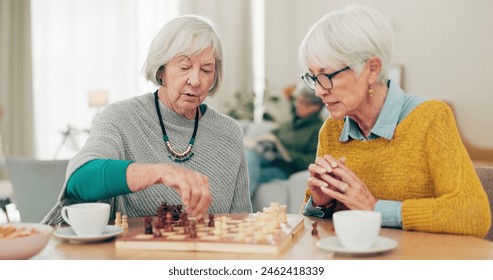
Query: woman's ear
156,65,165,86
366,57,382,85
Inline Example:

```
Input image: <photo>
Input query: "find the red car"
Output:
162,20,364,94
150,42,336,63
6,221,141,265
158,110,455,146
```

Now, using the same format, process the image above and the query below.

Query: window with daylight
31,0,179,159
31,0,264,159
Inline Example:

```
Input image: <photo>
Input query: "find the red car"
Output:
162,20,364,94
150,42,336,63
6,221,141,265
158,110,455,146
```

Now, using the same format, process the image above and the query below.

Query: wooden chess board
115,213,305,254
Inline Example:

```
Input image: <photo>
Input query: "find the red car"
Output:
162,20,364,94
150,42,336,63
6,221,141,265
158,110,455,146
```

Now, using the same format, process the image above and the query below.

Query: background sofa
238,120,309,214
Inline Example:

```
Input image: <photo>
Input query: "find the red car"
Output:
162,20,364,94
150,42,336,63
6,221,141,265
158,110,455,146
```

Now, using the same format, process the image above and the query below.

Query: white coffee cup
61,203,110,237
333,210,382,250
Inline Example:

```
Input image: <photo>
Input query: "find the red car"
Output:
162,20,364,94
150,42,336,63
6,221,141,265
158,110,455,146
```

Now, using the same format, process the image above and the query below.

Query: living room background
1,0,492,159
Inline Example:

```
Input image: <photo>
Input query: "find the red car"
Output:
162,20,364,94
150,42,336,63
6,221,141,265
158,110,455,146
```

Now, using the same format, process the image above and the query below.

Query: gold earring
368,85,374,96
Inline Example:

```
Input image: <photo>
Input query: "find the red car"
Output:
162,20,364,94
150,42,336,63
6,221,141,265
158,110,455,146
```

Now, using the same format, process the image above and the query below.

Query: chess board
116,213,305,254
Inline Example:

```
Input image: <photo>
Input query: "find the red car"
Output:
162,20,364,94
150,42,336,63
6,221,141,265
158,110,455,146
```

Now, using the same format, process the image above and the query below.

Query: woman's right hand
307,155,346,206
126,163,212,218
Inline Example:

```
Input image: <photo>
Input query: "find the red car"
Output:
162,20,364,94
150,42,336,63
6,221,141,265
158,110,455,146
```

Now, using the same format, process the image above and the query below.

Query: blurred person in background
246,82,324,198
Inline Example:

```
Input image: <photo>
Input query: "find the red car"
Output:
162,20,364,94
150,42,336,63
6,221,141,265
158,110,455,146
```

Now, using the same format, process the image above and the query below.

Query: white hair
142,15,224,95
299,5,394,84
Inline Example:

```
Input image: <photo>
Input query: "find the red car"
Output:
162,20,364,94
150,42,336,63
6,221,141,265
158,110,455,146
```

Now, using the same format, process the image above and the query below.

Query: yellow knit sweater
304,100,491,238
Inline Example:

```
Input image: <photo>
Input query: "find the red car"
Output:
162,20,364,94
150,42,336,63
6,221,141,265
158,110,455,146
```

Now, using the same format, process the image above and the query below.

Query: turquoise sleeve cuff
303,196,333,218
374,200,403,228
66,159,133,201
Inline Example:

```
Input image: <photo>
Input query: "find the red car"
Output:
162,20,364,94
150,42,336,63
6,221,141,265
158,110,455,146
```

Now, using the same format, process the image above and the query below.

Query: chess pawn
220,220,228,231
189,227,198,238
311,221,318,236
144,217,153,234
208,214,215,227
280,205,288,223
114,212,122,227
188,221,197,238
121,214,128,230
220,216,228,227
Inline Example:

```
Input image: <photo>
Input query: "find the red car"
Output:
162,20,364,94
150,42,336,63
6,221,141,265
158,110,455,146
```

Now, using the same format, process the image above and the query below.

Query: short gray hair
299,5,394,84
142,15,224,95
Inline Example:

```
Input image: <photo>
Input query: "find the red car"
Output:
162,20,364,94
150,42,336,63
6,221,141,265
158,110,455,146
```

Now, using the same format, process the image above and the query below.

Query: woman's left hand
319,156,378,211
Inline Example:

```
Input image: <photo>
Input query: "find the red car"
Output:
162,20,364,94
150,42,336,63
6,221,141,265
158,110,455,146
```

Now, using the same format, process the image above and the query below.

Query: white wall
264,0,493,148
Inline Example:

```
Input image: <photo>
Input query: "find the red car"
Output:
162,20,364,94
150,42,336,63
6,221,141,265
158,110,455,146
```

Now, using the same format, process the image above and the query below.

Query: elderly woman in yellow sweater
300,5,490,238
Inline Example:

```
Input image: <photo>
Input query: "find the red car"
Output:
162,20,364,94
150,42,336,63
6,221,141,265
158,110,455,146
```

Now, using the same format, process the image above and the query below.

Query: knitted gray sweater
43,92,252,225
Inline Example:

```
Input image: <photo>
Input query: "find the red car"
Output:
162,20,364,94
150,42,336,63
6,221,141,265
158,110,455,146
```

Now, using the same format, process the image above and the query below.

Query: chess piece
311,221,318,236
181,212,189,224
208,214,215,227
189,221,197,238
115,212,122,227
189,227,198,238
164,212,172,229
280,205,288,223
144,217,153,234
220,217,228,231
172,205,180,221
213,223,222,236
161,202,169,212
121,214,128,229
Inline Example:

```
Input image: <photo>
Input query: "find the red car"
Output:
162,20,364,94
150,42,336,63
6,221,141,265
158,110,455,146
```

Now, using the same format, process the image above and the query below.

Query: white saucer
53,225,124,243
317,236,398,254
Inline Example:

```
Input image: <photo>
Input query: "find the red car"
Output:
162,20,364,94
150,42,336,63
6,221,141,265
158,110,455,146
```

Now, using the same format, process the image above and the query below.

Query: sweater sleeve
66,159,133,201
401,103,491,238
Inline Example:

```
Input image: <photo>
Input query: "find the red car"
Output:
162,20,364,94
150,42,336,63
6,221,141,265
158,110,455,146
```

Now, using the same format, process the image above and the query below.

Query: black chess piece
208,213,215,227
311,221,318,236
144,217,153,234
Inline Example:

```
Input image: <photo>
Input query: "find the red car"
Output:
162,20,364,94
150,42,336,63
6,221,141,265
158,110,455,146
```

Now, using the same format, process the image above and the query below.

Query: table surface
34,215,493,260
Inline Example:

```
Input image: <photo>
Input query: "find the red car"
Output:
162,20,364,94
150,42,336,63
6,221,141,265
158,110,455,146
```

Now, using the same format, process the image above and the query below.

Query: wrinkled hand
127,163,212,218
307,155,377,211
157,164,211,218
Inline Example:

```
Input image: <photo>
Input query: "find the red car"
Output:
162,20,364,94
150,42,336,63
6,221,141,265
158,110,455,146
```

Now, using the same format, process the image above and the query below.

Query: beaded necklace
154,90,199,162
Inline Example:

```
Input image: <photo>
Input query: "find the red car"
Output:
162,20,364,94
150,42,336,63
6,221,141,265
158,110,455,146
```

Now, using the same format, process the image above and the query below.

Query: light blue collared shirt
340,80,427,142
304,80,428,228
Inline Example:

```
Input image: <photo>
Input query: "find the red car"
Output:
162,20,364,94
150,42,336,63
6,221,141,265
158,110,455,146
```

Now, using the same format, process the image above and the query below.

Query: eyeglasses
301,66,351,90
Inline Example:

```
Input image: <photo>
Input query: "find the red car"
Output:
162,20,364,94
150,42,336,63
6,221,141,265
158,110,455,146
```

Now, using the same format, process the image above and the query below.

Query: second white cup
333,210,382,250
61,203,110,237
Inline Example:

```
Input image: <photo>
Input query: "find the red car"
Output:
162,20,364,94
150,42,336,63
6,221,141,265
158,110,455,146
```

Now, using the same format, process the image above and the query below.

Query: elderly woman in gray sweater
43,15,252,225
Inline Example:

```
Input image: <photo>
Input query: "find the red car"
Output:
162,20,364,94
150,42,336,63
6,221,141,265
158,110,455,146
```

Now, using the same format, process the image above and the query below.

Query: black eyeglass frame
301,66,351,90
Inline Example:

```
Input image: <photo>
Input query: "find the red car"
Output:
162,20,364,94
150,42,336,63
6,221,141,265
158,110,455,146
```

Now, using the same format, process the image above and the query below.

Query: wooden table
34,216,493,260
